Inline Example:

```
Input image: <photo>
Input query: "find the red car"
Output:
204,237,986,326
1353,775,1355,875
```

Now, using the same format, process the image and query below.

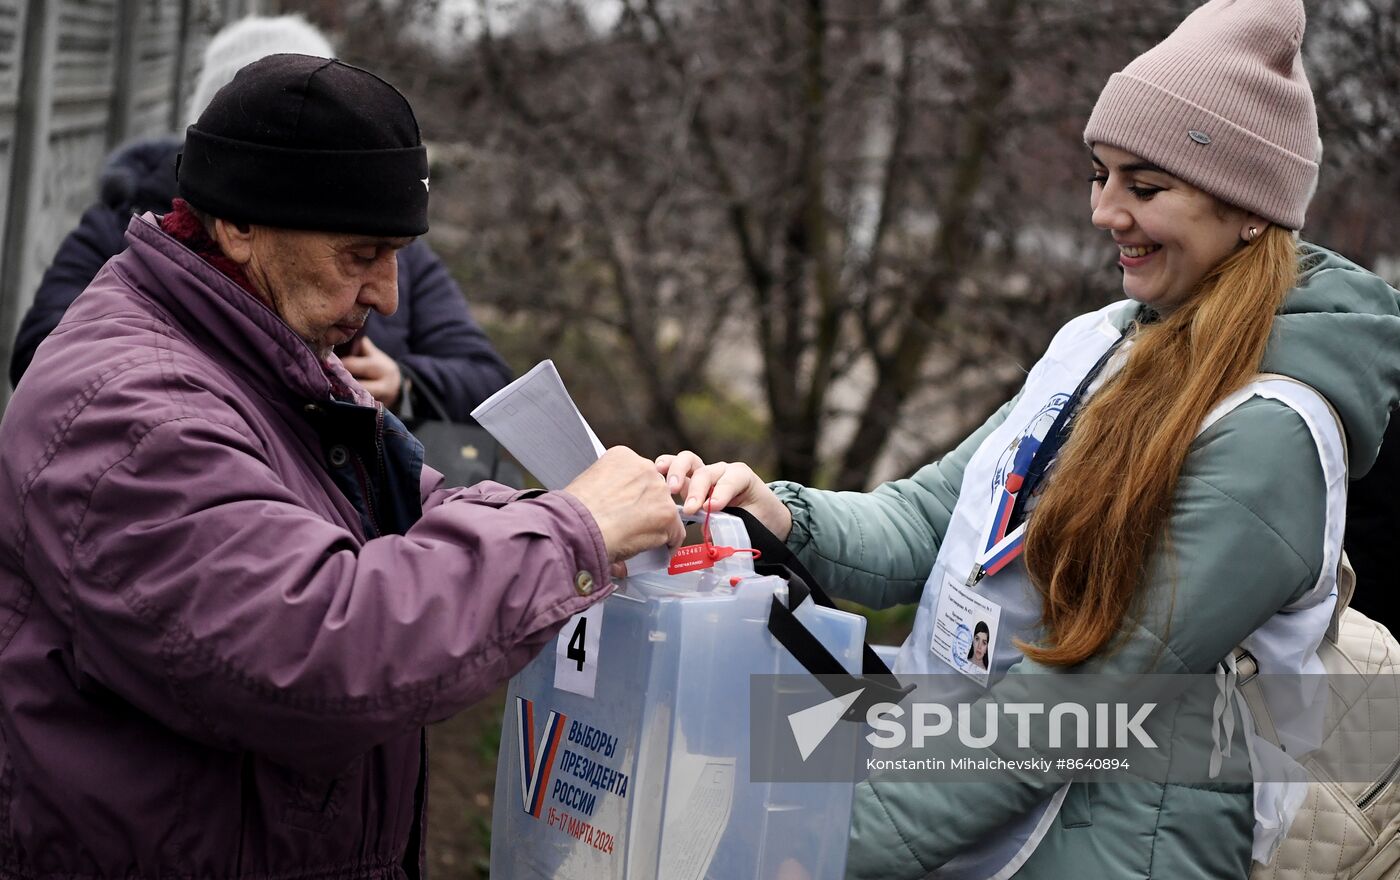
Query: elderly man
0,55,681,877
9,15,513,428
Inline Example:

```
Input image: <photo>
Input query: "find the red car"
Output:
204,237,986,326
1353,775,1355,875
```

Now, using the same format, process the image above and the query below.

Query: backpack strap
1255,373,1353,644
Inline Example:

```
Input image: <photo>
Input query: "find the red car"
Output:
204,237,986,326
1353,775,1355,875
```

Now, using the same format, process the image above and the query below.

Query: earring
1247,226,1260,242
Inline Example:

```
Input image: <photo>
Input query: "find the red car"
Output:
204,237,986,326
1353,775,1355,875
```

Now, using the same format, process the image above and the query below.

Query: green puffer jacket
771,244,1400,879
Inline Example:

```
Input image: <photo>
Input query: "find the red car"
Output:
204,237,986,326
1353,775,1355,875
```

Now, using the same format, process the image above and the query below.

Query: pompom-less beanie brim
1085,73,1316,229
177,55,430,238
178,130,429,237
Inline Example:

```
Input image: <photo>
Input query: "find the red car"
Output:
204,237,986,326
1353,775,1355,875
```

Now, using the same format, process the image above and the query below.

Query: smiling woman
652,0,1400,878
1087,143,1268,314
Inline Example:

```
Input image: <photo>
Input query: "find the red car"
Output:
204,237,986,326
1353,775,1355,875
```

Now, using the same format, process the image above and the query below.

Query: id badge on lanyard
965,332,1127,589
929,435,1036,686
931,333,1127,684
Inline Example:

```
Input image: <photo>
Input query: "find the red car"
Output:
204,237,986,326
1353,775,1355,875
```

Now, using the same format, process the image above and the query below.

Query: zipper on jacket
349,452,383,538
1357,752,1400,811
373,405,387,495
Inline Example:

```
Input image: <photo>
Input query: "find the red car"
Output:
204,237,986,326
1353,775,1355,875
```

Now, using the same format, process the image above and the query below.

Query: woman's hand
655,451,793,541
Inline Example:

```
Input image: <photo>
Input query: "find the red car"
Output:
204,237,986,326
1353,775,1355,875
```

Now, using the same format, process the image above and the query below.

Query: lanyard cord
1007,331,1129,531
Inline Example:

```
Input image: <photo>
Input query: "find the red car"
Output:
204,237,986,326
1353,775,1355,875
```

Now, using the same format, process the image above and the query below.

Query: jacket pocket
1059,783,1094,829
281,769,347,834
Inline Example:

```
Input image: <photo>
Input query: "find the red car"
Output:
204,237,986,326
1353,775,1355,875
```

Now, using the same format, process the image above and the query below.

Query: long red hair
1019,226,1298,666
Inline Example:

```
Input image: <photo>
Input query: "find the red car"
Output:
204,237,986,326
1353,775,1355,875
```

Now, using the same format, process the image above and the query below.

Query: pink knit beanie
1083,0,1319,229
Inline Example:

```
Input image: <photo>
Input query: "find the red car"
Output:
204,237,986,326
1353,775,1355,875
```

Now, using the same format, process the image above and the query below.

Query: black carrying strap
398,361,455,424
398,362,511,486
725,507,914,719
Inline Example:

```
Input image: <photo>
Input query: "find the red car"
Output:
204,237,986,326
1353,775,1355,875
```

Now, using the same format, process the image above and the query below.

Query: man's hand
342,336,403,409
566,447,686,568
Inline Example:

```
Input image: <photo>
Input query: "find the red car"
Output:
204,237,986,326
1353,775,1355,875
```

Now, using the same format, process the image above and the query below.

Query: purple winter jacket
0,215,614,877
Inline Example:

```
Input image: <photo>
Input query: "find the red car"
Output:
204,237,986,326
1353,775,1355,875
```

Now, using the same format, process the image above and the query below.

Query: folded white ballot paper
471,360,669,572
471,360,605,490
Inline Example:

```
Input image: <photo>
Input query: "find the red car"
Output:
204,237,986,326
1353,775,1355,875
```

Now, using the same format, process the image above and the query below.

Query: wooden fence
0,0,252,411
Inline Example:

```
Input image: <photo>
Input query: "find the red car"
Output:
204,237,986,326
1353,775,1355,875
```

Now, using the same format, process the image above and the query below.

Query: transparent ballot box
490,512,869,880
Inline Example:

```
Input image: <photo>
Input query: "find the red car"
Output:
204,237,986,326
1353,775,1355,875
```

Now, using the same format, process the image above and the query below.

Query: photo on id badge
931,573,1001,686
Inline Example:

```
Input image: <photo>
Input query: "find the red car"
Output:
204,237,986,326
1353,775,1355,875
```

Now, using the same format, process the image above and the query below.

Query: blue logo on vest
990,392,1070,502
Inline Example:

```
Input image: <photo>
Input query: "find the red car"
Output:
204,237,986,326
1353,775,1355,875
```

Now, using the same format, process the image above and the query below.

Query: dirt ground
426,690,507,880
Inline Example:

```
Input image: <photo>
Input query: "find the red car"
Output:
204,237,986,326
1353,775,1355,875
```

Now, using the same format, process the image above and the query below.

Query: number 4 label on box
554,602,604,698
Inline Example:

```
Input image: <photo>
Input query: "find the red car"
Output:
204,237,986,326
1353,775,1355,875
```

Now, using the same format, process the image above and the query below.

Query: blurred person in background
1344,423,1400,626
8,14,510,420
0,53,683,878
659,0,1400,877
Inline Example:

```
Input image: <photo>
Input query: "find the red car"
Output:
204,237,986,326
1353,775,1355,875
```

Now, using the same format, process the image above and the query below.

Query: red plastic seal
666,499,762,575
667,543,750,575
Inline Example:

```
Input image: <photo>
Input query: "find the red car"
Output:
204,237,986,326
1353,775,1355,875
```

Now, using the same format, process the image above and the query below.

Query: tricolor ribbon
971,436,1042,579
968,331,1129,587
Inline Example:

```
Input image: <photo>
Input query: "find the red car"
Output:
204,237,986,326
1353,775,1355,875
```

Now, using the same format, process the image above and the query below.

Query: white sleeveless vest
893,301,1344,878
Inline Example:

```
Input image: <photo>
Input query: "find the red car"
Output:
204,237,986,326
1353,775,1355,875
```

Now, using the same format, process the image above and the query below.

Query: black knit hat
177,54,429,237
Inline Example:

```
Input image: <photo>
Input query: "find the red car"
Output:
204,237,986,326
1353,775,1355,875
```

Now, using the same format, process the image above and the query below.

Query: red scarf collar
159,199,262,300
